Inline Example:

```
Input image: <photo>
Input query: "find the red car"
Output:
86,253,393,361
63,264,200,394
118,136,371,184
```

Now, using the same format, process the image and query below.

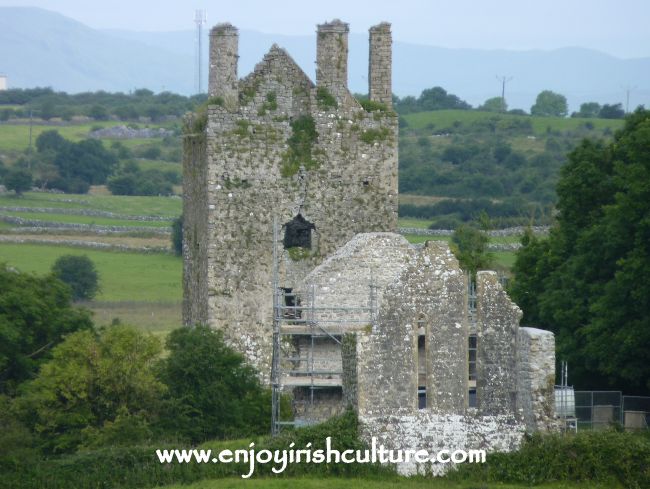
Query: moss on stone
360,127,390,145
280,115,319,177
316,87,338,109
286,246,311,261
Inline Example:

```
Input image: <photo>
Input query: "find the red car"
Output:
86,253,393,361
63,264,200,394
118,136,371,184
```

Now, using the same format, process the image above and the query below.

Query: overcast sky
1,0,649,58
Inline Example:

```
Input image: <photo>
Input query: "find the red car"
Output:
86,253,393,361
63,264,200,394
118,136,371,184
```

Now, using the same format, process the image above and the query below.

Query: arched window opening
283,214,315,249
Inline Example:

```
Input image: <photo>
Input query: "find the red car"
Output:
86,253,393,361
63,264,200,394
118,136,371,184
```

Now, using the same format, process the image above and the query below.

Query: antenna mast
194,9,207,94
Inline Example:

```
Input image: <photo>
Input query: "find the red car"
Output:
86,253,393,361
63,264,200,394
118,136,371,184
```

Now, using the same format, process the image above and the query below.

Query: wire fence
556,389,650,431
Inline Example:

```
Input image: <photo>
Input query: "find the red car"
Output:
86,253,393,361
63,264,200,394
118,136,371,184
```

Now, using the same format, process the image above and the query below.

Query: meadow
401,109,625,134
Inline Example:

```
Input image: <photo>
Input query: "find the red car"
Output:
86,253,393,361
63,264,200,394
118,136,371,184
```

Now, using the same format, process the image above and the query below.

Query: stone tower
183,21,398,378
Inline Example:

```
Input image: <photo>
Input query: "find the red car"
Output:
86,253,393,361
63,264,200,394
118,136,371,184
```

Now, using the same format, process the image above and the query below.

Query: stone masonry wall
182,114,209,326
517,327,557,432
476,271,521,417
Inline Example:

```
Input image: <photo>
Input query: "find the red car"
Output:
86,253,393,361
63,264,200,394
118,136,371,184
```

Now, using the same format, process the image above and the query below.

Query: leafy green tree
17,325,164,452
88,104,109,121
451,223,493,277
4,168,32,196
51,255,100,301
480,96,507,113
572,102,601,118
35,130,69,153
510,110,650,394
599,103,625,119
531,90,568,117
157,325,272,443
0,264,93,395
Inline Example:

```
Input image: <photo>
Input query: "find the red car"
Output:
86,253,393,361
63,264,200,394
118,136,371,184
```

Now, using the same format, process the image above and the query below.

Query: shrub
4,168,32,196
452,430,650,489
51,255,99,301
157,325,273,443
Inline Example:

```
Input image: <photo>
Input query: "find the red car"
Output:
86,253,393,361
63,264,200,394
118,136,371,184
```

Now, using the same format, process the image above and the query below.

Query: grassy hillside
397,109,625,228
402,109,625,133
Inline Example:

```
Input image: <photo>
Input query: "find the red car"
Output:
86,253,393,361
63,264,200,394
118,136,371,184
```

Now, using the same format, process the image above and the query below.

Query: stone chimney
209,23,239,109
368,22,392,108
316,19,349,101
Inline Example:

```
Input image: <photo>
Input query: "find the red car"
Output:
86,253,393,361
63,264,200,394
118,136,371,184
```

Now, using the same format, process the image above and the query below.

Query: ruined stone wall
476,271,521,417
517,327,557,432
184,24,399,378
355,241,468,414
360,412,525,476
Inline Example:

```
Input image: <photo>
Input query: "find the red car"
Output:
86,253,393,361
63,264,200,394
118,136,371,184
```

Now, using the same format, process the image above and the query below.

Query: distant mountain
0,7,193,94
2,7,649,111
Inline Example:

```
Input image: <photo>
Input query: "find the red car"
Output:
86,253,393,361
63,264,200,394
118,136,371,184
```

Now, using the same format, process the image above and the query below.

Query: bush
4,168,33,196
157,325,273,443
51,255,99,301
0,264,93,395
16,326,164,453
452,430,650,489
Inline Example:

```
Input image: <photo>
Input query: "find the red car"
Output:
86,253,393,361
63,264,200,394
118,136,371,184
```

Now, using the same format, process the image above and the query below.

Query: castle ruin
183,20,556,475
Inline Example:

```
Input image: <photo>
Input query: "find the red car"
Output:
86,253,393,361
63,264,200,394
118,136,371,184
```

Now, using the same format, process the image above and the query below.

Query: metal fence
568,391,650,430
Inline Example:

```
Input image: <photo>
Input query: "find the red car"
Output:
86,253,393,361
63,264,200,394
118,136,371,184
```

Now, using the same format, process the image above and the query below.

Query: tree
417,86,472,111
17,325,164,452
0,264,93,395
510,109,650,394
88,104,109,121
157,325,271,442
531,90,568,117
4,168,32,196
51,255,100,301
480,96,507,113
599,103,625,119
451,223,493,278
35,130,69,154
572,102,601,118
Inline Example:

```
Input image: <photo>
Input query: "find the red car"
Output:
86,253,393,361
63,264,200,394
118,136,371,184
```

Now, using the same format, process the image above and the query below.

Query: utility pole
623,85,636,113
194,10,207,94
496,75,513,113
28,109,33,168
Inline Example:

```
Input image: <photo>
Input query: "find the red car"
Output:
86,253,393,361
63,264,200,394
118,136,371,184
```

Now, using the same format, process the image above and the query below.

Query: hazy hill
1,7,649,110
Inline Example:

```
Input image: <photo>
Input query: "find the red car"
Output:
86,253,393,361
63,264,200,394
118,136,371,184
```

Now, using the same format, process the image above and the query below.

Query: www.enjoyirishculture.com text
156,437,486,478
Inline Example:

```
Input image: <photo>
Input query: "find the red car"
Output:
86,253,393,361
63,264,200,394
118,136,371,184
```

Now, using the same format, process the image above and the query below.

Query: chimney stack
316,19,349,102
368,22,392,108
209,23,239,108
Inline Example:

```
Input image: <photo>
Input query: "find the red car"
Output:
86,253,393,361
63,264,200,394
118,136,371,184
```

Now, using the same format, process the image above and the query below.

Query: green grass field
1,210,173,227
0,243,181,302
157,477,618,489
402,109,625,135
0,191,181,217
0,120,174,152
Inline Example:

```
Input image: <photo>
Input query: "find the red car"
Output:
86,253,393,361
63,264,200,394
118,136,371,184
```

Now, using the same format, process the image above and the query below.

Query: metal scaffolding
270,220,377,434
